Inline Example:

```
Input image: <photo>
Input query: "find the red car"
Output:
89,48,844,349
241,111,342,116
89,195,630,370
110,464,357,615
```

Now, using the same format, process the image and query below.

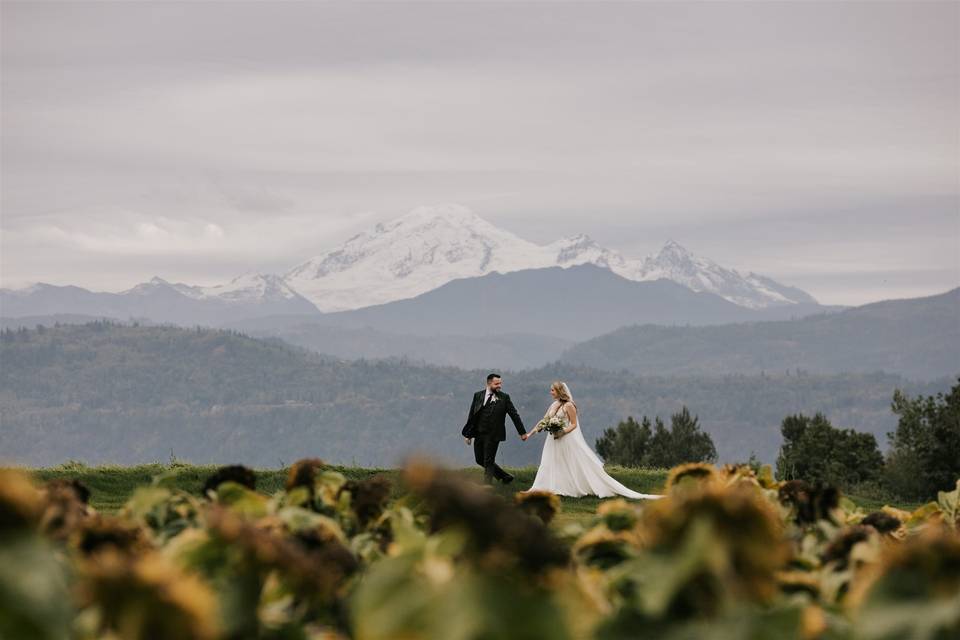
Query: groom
462,373,527,484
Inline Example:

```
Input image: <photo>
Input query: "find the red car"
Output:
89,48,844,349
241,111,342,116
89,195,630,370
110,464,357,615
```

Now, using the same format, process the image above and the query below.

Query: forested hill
0,322,951,467
561,287,960,380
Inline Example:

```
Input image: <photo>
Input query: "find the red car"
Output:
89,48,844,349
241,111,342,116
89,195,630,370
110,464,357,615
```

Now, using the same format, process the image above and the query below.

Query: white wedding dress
526,401,661,500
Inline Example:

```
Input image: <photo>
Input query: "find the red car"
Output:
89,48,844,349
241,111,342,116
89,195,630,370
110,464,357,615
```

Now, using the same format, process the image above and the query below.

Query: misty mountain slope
227,322,573,371
0,313,125,330
321,264,767,340
2,323,950,468
0,276,320,325
561,287,960,380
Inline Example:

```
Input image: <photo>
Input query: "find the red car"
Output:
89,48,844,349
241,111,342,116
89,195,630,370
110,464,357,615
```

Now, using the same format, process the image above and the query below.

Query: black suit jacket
462,389,526,442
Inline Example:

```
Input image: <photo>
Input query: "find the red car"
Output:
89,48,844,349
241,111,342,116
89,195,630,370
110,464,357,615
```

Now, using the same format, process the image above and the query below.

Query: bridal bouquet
536,415,567,439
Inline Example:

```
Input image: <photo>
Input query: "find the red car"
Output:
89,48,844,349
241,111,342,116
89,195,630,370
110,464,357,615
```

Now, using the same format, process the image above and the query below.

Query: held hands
464,437,472,446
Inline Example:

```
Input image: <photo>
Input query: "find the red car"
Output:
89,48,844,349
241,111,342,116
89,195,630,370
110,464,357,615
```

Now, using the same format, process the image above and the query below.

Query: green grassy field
7,462,917,526
11,462,665,525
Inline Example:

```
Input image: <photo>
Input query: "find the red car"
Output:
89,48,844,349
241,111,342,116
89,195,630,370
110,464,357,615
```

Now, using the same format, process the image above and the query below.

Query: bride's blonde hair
551,381,575,407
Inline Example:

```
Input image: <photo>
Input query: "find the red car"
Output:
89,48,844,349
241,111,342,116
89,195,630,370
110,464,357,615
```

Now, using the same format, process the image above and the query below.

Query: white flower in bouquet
535,414,568,439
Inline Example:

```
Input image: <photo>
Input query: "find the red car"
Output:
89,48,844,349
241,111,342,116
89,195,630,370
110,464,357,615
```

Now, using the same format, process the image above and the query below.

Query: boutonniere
490,395,498,403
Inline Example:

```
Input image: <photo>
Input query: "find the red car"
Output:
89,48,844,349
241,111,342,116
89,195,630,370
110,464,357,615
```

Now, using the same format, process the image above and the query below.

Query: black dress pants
473,434,511,483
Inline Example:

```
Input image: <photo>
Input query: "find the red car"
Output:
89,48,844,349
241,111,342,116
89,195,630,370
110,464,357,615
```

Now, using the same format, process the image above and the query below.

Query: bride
522,381,661,500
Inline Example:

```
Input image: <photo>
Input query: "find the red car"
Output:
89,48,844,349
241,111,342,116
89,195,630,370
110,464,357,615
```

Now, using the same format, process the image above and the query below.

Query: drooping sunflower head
285,458,326,493
666,463,719,492
0,469,44,533
860,511,902,535
778,480,841,525
514,490,561,525
73,515,149,558
202,464,257,496
821,525,876,572
848,525,960,636
403,460,569,575
39,478,92,541
639,483,790,606
596,499,640,532
339,475,393,528
76,549,220,640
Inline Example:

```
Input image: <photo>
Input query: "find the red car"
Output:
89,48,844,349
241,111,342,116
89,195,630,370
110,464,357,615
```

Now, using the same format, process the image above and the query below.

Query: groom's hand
464,437,472,445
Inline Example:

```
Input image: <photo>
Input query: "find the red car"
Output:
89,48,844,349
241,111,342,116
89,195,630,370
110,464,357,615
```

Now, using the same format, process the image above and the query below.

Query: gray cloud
2,1,957,305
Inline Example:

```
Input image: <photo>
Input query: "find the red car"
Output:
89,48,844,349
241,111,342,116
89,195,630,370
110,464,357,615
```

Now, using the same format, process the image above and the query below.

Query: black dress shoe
500,475,515,485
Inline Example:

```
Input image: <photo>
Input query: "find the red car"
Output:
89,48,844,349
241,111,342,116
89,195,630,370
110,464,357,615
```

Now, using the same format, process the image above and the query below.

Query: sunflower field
1,459,958,640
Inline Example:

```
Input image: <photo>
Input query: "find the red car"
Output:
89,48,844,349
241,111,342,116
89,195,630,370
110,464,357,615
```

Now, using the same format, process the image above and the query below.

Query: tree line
596,379,960,501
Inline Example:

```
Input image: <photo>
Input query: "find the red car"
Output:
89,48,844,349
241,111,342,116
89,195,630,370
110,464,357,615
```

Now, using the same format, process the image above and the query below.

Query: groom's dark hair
486,373,501,382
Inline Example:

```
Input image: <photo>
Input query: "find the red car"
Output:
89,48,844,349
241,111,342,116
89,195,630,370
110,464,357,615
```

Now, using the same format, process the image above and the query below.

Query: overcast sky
2,1,957,306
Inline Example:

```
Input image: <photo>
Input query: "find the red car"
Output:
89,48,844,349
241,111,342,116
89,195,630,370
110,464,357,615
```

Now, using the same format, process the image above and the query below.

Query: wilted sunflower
778,480,841,525
720,463,756,482
639,483,790,607
572,527,638,570
72,515,149,557
0,469,44,533
45,478,91,504
665,463,718,492
596,499,640,532
286,458,327,494
206,506,358,602
201,464,257,496
76,548,220,640
39,479,91,542
514,491,561,525
821,525,875,572
403,461,569,575
339,475,392,528
848,525,960,638
860,511,902,535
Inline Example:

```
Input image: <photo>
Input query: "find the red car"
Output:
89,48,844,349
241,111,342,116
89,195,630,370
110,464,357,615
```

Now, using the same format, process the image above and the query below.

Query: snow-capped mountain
284,204,595,312
283,204,816,311
121,273,304,304
1,273,318,325
617,240,818,309
2,204,818,318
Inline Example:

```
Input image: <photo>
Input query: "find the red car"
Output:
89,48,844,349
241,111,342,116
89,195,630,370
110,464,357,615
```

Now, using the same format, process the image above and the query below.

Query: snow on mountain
119,274,305,305
4,204,815,315
283,204,817,312
615,240,818,309
198,273,304,304
285,204,577,311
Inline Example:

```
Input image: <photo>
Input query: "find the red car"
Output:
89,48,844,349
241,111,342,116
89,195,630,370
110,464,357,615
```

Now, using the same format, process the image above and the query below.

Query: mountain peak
657,239,693,258
380,203,488,235
399,203,477,224
282,206,815,312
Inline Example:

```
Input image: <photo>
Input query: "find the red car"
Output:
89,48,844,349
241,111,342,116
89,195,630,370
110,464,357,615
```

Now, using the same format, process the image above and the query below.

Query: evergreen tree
885,379,960,500
646,416,673,467
595,416,651,467
599,408,716,468
667,406,716,464
775,412,884,487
